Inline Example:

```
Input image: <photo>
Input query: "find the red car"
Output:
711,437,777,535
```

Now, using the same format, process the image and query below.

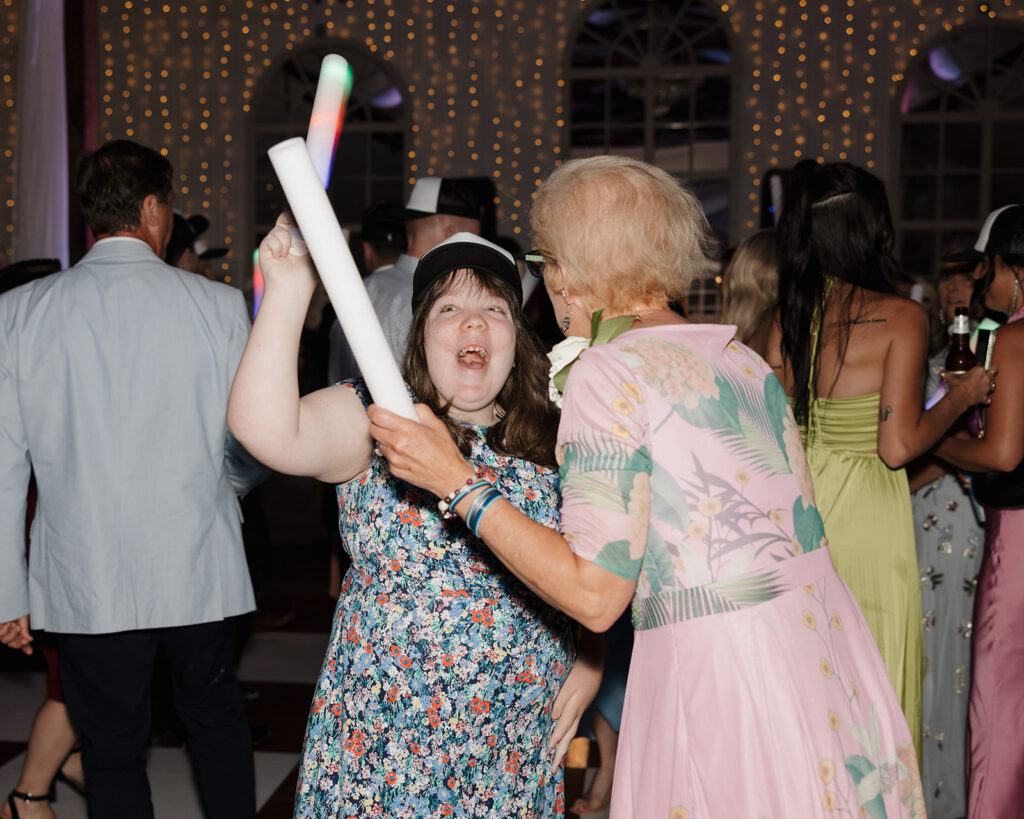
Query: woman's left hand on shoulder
368,403,475,498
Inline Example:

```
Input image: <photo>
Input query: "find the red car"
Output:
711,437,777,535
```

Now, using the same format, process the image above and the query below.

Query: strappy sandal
54,748,87,797
5,786,54,819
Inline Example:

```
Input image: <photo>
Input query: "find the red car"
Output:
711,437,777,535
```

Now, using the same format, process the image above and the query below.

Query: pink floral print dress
558,323,925,818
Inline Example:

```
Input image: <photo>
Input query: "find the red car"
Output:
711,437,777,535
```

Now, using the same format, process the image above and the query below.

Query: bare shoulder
856,292,926,336
323,381,369,413
300,381,370,430
994,320,1024,353
857,290,924,317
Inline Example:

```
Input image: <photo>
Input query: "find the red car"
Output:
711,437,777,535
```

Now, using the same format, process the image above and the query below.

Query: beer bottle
945,307,976,374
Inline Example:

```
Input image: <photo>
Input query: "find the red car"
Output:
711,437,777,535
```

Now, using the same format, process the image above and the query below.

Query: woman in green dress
750,161,993,759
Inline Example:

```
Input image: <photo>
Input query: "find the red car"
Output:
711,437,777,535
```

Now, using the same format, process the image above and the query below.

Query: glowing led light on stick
255,56,349,316
251,247,264,319
267,137,416,421
306,54,352,187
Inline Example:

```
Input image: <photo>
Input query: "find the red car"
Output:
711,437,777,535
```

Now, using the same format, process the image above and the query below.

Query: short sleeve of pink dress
556,339,652,582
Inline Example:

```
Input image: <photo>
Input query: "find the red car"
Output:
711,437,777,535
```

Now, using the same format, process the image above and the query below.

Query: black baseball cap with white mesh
398,177,483,222
943,205,1024,263
411,232,522,309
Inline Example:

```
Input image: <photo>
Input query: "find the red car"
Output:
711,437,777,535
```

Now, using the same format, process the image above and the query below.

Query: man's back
0,237,255,633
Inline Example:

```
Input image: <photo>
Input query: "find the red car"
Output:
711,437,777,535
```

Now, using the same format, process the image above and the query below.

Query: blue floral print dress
295,382,577,819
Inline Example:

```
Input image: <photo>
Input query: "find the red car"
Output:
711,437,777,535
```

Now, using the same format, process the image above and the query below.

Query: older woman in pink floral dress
370,156,925,817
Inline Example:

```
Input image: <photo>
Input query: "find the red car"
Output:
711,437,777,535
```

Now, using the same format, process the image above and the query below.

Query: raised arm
227,214,372,483
876,301,992,468
367,403,636,633
935,322,1024,473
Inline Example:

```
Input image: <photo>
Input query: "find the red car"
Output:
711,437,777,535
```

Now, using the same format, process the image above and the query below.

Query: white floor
235,632,328,684
1,630,608,817
0,631,329,817
0,755,609,819
0,747,297,818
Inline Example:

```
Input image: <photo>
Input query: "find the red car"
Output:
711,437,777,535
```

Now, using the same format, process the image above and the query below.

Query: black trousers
58,618,255,819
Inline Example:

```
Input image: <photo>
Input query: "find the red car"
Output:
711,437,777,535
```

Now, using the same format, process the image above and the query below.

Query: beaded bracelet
448,480,491,519
438,476,490,519
466,486,504,538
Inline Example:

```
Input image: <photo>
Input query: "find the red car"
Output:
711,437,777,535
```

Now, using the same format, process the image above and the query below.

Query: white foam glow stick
306,54,351,187
268,137,416,420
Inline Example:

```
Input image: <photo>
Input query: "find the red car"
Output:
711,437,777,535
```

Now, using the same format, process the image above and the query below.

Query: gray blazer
0,237,258,633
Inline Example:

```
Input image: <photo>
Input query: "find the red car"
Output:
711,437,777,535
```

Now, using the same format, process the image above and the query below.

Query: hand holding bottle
945,307,976,374
940,364,997,412
937,306,996,411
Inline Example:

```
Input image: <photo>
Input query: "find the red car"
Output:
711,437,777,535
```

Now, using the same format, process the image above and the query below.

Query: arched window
897,22,1024,279
568,0,734,317
252,43,407,242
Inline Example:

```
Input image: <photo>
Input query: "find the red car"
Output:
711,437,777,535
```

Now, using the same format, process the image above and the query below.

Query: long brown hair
776,161,897,425
403,269,559,469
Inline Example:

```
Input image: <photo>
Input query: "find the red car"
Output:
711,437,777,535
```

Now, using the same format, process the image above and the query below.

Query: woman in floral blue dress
228,221,590,817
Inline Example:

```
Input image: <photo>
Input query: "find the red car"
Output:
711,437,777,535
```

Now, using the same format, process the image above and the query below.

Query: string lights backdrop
2,0,1023,316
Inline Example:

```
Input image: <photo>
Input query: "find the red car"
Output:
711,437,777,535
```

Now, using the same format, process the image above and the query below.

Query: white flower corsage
547,336,590,408
546,310,641,407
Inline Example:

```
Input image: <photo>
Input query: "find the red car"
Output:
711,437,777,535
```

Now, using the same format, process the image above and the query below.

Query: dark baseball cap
166,213,204,262
167,213,229,261
361,202,407,244
197,244,229,261
411,232,522,309
399,177,483,222
943,205,1024,263
189,215,230,260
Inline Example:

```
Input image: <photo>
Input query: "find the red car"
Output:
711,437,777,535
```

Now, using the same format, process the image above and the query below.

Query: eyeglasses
524,249,549,279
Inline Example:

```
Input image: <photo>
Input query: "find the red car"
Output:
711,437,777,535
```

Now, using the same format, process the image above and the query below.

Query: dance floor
0,474,606,818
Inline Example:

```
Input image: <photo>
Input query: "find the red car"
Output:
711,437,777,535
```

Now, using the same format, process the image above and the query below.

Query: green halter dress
800,317,924,761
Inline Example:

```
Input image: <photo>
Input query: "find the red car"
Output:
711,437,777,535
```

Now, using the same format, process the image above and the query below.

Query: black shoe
6,785,55,819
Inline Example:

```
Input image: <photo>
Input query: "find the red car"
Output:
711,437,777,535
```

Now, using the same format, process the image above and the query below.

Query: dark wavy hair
777,160,898,425
77,140,174,236
403,269,560,469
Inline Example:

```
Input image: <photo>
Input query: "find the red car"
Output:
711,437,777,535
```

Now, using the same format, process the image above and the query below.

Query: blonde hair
723,228,777,342
529,156,714,312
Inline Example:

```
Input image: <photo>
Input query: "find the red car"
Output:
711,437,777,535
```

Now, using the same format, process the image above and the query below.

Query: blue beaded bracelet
466,486,503,537
438,478,490,519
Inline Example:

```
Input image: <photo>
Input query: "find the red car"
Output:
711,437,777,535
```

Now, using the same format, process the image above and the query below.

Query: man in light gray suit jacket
0,140,261,818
